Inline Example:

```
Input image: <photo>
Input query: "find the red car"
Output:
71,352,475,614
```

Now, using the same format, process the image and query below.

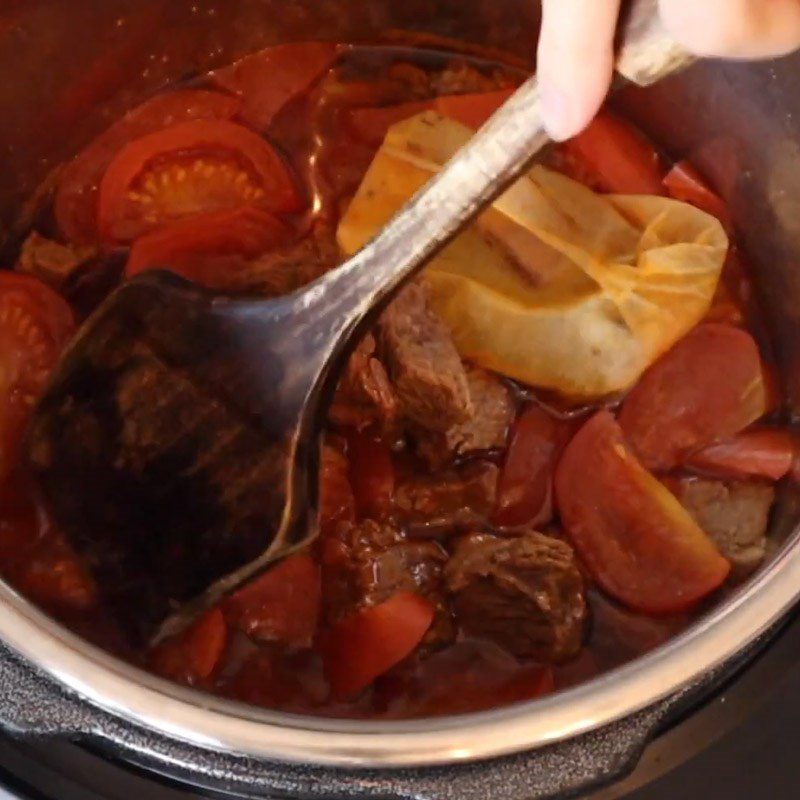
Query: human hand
537,0,800,141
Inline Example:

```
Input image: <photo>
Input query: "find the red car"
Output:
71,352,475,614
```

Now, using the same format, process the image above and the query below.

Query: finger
660,0,800,59
537,0,621,141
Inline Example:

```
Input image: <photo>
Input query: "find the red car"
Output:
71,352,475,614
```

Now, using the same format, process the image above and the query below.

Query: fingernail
539,79,575,141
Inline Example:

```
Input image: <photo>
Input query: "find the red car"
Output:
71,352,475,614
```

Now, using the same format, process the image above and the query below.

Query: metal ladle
26,0,691,642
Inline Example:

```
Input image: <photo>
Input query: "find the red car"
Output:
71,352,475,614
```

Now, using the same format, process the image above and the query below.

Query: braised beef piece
669,477,774,577
394,461,498,534
414,366,515,468
445,531,586,662
16,231,98,291
323,519,453,645
379,283,473,431
328,333,398,431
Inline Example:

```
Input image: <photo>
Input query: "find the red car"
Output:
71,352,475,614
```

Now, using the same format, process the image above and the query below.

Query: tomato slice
151,607,227,685
555,411,730,614
55,90,242,244
433,88,515,129
493,404,570,527
663,161,731,229
346,430,395,519
321,591,434,699
211,42,339,130
223,554,321,649
618,324,767,471
98,118,302,242
687,427,796,481
346,100,433,146
125,206,291,285
0,273,75,480
559,110,664,195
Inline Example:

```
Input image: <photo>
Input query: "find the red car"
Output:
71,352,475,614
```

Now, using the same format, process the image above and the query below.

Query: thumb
537,0,621,141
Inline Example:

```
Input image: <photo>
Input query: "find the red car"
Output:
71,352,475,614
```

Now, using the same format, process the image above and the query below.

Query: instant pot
1,1,800,797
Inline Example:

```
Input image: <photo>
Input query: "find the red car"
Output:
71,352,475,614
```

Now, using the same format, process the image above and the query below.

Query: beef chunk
323,519,453,645
17,232,98,291
415,367,515,468
445,531,586,662
328,333,398,431
379,283,472,431
395,461,498,534
670,477,774,577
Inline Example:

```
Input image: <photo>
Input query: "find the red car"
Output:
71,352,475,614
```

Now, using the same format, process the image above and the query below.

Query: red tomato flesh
152,607,227,685
223,554,321,649
688,427,796,481
125,206,291,284
619,324,767,471
318,445,356,537
55,90,242,244
433,88,515,129
555,411,730,614
346,430,395,519
494,404,567,527
211,42,340,130
0,273,75,480
98,119,301,242
559,110,664,195
663,161,731,229
322,591,434,699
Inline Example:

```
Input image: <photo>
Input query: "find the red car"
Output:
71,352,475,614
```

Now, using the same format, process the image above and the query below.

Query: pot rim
0,525,798,767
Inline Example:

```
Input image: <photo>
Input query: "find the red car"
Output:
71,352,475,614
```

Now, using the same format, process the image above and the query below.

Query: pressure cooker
0,1,799,797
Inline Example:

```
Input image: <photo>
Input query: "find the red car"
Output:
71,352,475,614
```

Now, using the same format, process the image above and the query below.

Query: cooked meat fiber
415,366,515,468
323,519,453,645
670,477,774,577
395,461,499,534
329,333,398,431
379,283,473,431
445,532,586,662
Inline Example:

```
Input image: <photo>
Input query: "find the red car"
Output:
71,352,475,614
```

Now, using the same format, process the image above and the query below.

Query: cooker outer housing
0,1,799,798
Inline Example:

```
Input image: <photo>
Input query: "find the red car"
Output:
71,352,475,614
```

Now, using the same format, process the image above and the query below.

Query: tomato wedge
493,404,568,527
55,90,242,244
346,100,432,145
346,430,395,519
687,427,796,481
0,273,75,480
559,110,664,195
321,591,434,699
151,607,227,685
433,88,515,129
555,411,730,614
125,206,291,285
211,42,339,130
98,119,302,242
223,554,321,649
663,161,731,229
619,324,767,471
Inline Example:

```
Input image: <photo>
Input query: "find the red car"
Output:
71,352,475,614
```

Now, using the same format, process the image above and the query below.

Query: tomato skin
125,206,291,284
98,119,301,242
559,110,664,195
151,607,227,685
555,411,730,614
493,404,569,527
223,554,321,649
211,42,339,130
688,427,796,482
346,431,395,519
321,591,434,699
619,324,767,472
55,90,241,244
663,161,731,228
0,273,75,480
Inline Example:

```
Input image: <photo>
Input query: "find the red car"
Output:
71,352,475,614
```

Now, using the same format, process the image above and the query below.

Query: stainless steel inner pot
0,0,800,794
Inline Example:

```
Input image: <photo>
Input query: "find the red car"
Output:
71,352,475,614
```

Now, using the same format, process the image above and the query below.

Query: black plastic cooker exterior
0,1,800,798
